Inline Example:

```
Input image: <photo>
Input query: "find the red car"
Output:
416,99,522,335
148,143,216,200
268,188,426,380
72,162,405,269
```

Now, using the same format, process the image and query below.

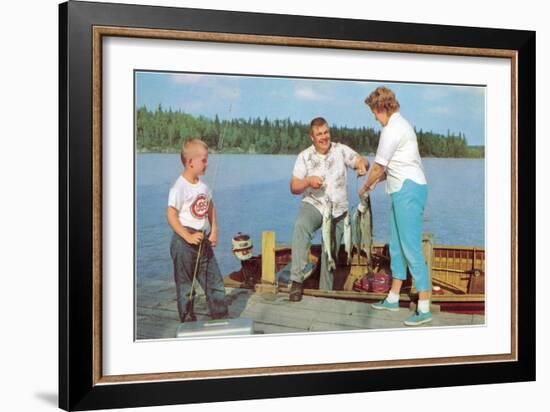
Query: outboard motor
232,232,253,261
231,232,256,287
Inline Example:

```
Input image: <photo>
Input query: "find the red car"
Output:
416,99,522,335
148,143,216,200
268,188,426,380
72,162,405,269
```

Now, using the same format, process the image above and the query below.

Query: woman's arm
359,162,386,196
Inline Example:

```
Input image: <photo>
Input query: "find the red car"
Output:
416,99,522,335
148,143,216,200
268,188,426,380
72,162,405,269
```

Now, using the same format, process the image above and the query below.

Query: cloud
428,106,453,115
270,89,289,98
421,87,449,101
295,86,329,102
172,74,241,110
180,101,205,112
178,85,240,115
421,85,485,101
170,73,207,84
218,87,241,100
454,85,486,96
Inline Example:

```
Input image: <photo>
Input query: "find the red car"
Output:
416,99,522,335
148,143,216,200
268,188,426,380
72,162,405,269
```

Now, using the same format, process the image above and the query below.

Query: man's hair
310,117,328,134
364,86,400,114
181,138,209,166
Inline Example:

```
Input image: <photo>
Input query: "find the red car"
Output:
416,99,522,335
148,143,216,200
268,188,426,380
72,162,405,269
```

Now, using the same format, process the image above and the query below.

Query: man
289,117,368,301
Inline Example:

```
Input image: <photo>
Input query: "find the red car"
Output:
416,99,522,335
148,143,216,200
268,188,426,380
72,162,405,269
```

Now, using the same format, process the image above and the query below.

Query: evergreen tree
134,106,483,158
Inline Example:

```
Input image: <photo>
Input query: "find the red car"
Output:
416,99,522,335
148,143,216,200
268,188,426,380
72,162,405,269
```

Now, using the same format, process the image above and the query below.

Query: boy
167,139,228,322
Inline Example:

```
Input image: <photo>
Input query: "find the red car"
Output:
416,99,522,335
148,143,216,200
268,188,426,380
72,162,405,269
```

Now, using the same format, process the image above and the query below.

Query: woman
359,86,431,326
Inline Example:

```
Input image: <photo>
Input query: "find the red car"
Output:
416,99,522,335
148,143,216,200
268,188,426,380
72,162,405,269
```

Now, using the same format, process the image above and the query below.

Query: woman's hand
359,162,386,197
359,180,379,197
358,184,370,198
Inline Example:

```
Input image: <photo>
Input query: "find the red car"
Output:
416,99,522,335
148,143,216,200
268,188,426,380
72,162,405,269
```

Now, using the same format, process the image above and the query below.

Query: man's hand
186,231,204,245
355,156,369,177
307,176,324,189
208,230,218,247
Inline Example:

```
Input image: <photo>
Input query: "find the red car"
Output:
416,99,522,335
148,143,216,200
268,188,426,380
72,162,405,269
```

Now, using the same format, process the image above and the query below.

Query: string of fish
321,163,375,288
353,172,374,275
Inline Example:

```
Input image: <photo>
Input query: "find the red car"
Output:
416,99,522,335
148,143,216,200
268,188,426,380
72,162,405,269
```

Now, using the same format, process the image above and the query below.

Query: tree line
136,105,484,158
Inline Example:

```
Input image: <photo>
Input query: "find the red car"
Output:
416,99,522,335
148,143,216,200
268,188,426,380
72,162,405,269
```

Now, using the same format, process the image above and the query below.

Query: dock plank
136,281,485,339
311,309,406,330
253,322,309,334
472,314,485,324
241,302,316,331
310,318,404,331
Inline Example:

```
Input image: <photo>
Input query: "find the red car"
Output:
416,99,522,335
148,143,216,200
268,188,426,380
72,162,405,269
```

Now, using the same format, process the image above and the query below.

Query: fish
354,192,374,273
322,200,336,272
353,207,362,263
362,193,374,269
343,212,352,265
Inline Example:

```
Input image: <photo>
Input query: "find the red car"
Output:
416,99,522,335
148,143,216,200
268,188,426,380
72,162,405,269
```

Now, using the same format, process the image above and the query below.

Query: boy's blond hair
364,86,400,115
181,138,209,166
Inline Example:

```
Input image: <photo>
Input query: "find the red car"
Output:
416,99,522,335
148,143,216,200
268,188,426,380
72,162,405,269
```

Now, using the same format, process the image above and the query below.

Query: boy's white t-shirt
168,175,212,232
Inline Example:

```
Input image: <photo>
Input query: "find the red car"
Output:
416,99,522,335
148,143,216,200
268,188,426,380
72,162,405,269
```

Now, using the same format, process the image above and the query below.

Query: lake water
136,154,484,282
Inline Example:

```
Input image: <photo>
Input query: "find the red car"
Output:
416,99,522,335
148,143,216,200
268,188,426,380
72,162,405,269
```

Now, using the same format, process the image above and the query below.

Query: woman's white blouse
374,112,427,193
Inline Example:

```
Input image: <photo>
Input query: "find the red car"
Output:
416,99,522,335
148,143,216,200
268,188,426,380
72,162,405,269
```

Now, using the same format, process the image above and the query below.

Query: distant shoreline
136,108,485,158
136,148,485,159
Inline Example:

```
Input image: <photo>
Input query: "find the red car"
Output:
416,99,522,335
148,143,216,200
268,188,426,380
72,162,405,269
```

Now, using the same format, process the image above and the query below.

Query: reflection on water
137,154,484,281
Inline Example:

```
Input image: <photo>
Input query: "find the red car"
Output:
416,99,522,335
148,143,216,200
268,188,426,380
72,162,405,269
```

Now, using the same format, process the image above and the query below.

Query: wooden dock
137,279,485,340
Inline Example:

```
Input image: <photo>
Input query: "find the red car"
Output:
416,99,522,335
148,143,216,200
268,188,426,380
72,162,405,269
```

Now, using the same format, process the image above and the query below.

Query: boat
224,232,485,315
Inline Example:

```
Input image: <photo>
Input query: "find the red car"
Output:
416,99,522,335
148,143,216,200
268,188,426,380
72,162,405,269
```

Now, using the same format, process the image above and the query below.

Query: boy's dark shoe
289,281,303,302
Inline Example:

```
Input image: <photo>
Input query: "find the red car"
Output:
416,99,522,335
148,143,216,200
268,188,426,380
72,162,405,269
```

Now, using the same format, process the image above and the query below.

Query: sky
135,71,486,146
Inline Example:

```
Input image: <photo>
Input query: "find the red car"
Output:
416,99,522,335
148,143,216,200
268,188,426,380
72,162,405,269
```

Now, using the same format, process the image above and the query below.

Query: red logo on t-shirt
190,194,209,219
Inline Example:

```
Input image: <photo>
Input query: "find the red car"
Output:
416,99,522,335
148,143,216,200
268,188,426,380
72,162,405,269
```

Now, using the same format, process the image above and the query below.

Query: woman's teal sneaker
404,311,432,326
371,299,399,312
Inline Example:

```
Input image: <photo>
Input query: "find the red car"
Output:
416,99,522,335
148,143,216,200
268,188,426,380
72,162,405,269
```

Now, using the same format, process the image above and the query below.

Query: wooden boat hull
224,243,485,315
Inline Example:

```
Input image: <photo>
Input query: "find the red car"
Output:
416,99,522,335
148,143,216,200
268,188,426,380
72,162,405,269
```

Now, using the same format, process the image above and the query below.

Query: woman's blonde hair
364,86,400,115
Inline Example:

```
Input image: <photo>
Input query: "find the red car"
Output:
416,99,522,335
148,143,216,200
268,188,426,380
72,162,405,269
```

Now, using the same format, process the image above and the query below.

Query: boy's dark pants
170,232,228,322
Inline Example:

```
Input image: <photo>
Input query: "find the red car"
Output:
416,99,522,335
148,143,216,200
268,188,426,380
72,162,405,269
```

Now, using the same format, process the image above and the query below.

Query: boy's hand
186,231,204,245
208,231,218,247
